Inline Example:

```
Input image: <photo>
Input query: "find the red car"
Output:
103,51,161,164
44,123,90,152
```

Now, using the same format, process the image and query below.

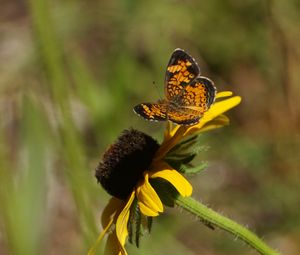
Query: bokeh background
1,0,300,254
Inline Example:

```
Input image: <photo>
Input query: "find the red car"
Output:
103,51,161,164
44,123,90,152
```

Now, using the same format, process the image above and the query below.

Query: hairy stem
175,196,280,255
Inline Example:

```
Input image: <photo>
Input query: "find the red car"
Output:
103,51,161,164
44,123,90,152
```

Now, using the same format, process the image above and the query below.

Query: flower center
95,129,159,200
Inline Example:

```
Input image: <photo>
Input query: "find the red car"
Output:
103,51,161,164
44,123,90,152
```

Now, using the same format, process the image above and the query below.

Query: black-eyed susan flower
88,91,242,255
89,129,192,255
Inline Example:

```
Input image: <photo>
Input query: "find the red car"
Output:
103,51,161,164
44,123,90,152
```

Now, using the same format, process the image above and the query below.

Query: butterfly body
134,49,216,126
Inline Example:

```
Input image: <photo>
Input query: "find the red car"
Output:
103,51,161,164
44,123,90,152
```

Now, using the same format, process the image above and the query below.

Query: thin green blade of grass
1,97,49,255
27,0,98,250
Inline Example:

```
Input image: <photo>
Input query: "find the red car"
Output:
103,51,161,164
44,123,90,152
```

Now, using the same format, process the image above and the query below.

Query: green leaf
150,179,180,207
165,153,197,168
146,217,153,234
128,198,143,247
180,162,208,175
135,207,142,248
165,133,209,175
168,135,199,154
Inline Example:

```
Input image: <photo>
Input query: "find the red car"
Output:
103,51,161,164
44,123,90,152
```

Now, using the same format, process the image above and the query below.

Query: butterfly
133,48,216,125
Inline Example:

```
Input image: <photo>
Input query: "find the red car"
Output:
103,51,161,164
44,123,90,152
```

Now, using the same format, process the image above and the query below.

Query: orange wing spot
168,60,193,74
167,66,174,73
142,105,152,116
172,72,191,83
183,77,190,83
167,66,176,73
175,72,182,81
142,104,150,112
168,80,178,85
183,70,190,76
167,65,179,73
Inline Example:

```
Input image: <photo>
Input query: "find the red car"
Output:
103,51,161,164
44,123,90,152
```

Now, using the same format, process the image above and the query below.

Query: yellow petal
115,191,135,255
88,216,114,255
155,125,185,160
88,197,125,255
104,231,123,255
101,197,125,228
216,91,233,98
150,162,193,197
186,114,230,135
181,96,241,137
164,121,173,140
201,96,241,125
136,173,163,216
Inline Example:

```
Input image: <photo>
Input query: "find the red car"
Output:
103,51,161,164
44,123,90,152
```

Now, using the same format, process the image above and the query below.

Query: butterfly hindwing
174,76,216,114
165,49,200,101
167,106,200,125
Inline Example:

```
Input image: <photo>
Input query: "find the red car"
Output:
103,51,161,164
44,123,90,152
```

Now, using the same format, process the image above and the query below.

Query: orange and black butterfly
133,48,216,125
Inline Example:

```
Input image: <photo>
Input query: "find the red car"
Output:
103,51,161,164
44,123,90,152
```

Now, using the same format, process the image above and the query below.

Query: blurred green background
0,0,300,254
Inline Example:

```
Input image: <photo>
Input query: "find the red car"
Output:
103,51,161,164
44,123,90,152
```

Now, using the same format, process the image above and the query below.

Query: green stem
175,196,280,255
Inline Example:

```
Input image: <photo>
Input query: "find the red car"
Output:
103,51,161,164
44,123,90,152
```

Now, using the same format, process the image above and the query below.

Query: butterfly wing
165,49,200,101
167,107,201,125
133,102,168,122
175,76,216,115
134,49,215,126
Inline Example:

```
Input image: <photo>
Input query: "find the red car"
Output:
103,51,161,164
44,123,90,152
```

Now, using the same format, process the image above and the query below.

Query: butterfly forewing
133,102,168,122
165,49,200,101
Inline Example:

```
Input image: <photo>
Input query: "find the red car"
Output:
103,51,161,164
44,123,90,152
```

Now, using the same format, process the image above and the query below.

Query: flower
88,91,241,255
89,129,192,255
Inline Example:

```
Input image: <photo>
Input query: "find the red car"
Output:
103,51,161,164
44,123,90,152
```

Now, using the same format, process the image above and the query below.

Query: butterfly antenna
152,81,163,101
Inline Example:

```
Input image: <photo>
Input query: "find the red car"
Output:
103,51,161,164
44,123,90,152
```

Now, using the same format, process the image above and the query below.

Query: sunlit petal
200,96,241,126
202,96,241,123
136,173,163,216
150,162,192,197
181,96,241,138
116,191,135,255
216,91,233,98
186,114,230,135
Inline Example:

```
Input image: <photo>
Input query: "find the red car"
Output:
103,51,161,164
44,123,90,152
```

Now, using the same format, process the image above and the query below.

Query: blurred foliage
0,0,300,254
